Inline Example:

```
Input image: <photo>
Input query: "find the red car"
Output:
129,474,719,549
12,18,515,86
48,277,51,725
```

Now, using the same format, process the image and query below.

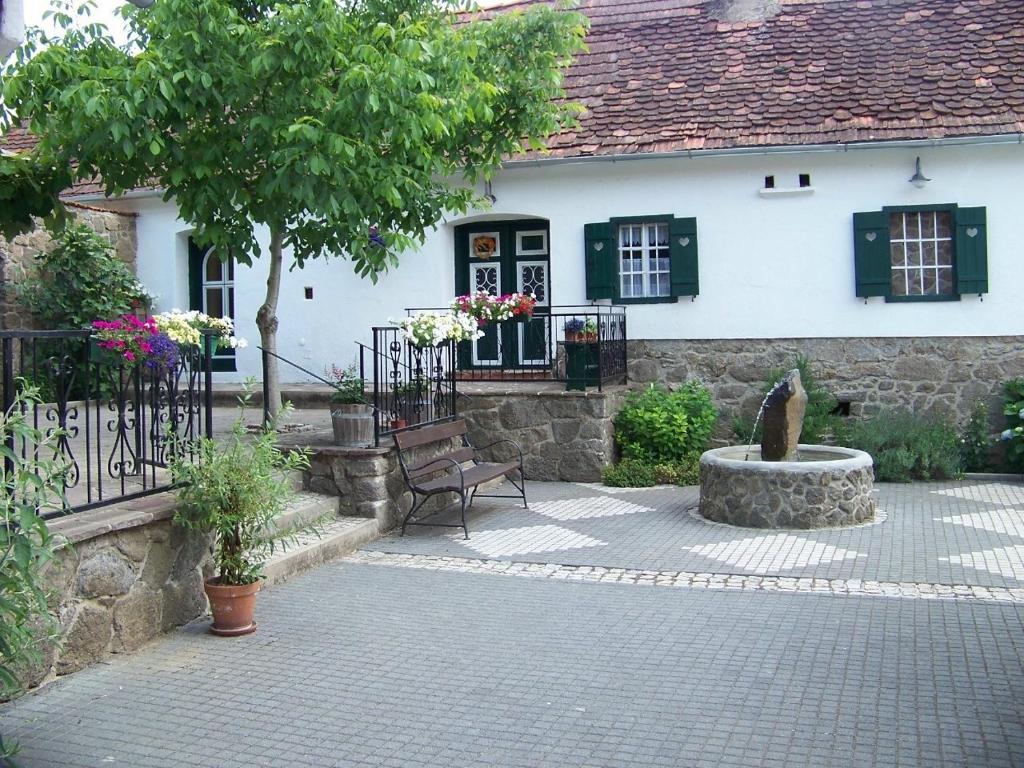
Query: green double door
454,220,551,371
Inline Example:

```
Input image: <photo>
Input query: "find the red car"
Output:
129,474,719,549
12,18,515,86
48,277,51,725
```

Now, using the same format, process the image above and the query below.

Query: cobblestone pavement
366,479,1024,589
2,479,1023,767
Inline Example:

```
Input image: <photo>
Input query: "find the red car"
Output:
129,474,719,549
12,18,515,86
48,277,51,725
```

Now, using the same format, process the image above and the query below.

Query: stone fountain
698,370,875,528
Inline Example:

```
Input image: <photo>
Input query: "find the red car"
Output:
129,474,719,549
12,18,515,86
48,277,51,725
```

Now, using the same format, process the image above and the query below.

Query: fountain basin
698,444,875,529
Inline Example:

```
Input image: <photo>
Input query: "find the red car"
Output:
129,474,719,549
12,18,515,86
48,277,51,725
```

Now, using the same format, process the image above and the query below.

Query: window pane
888,214,904,239
227,258,235,280
904,213,920,239
205,256,222,282
936,240,953,266
205,289,224,317
891,270,907,296
935,212,952,238
937,268,954,295
921,212,936,239
922,270,937,294
920,241,936,267
890,243,905,267
906,270,923,295
905,242,921,267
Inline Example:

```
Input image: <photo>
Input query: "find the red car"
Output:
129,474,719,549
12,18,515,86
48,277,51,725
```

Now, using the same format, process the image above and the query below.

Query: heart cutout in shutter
593,242,604,251
865,232,877,242
966,227,979,238
678,237,690,247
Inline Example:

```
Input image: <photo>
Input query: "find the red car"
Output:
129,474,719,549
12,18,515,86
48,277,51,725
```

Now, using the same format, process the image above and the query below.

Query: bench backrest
392,418,467,451
393,419,474,482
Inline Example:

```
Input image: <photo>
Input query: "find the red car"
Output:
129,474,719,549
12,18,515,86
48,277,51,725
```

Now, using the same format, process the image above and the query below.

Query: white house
13,0,1024,418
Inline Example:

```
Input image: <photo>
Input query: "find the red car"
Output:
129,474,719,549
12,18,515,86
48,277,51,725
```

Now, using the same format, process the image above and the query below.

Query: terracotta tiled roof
501,0,1024,158
4,0,1023,181
0,124,117,198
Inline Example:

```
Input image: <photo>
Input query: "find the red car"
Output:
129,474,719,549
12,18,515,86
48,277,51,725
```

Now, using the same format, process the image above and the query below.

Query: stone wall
459,390,622,482
306,446,412,531
628,337,1024,437
20,496,211,690
0,204,138,329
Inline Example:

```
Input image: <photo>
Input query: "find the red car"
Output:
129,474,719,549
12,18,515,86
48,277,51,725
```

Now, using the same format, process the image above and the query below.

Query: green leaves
0,387,66,701
614,383,718,465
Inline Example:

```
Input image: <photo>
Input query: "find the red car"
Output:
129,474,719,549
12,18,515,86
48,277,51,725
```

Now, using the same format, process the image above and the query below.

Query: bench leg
401,493,428,537
459,490,469,540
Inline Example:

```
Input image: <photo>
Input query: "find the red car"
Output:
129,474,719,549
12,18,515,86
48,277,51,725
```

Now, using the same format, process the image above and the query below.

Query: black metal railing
0,329,215,519
362,327,457,445
403,305,627,390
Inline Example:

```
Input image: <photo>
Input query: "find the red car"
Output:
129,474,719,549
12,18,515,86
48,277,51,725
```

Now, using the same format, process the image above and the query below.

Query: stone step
262,517,380,587
268,491,339,536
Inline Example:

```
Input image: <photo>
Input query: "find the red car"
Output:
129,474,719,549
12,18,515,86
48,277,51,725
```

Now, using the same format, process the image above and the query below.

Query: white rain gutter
500,133,1024,169
66,132,1024,202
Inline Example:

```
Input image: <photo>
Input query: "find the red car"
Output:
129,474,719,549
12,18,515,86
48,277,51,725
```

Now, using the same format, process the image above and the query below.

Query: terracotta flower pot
204,578,261,636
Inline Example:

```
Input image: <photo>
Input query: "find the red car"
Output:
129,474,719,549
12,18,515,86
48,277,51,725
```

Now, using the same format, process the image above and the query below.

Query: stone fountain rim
700,444,872,472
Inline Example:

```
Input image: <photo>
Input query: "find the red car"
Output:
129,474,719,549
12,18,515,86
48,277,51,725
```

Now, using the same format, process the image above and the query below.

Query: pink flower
140,341,153,354
124,351,136,362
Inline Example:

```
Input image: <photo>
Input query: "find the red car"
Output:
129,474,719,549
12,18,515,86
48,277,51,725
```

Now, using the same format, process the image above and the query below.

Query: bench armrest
472,438,524,466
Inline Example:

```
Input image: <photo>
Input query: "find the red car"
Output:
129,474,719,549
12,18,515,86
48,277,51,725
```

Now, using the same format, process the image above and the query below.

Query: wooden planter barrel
331,404,374,447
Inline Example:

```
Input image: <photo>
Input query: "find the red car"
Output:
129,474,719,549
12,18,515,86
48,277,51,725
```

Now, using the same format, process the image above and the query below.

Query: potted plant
169,384,311,636
327,363,373,447
583,318,599,342
564,318,585,343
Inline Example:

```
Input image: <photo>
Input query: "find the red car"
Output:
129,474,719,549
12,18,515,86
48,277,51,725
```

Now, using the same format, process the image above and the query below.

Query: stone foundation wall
20,496,211,690
459,391,622,482
628,337,1024,437
0,205,138,329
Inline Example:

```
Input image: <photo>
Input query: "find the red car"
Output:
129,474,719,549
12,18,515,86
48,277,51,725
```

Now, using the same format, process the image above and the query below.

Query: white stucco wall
109,141,1022,382
0,0,26,61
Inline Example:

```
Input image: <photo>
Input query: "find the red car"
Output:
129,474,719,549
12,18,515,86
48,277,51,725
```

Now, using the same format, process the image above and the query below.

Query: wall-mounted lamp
483,180,497,205
909,156,931,189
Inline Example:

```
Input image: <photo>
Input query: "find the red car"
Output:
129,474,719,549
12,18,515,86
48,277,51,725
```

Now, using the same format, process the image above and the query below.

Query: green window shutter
668,217,699,297
584,221,616,300
853,211,891,298
955,206,988,296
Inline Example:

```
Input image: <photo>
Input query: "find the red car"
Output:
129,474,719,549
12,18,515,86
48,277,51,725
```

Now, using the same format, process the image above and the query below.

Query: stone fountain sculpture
760,369,808,461
698,369,875,529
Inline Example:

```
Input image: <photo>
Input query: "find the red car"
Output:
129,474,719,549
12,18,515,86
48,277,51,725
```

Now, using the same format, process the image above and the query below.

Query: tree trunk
256,227,284,420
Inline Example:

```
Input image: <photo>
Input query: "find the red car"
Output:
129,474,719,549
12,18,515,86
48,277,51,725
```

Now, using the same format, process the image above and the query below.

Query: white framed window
516,230,548,256
618,222,670,299
888,210,954,297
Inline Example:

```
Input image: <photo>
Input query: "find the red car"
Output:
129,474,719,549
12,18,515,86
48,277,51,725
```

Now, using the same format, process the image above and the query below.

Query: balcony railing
0,330,215,518
404,305,627,390
361,328,458,445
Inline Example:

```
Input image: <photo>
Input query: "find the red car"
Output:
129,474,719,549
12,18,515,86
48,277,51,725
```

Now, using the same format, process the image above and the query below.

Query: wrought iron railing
403,305,627,390
362,327,457,445
0,330,215,518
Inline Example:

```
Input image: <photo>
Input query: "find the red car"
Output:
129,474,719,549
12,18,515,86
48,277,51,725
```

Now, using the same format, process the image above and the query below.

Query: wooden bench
393,418,527,539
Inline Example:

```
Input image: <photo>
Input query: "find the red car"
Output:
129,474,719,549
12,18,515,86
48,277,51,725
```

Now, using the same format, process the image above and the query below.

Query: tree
2,0,587,415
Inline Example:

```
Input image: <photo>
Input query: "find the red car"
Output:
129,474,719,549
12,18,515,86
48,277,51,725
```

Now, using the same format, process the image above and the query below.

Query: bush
0,387,66,764
613,382,717,464
1001,378,1024,473
836,410,961,482
18,223,150,329
960,399,993,472
602,458,656,487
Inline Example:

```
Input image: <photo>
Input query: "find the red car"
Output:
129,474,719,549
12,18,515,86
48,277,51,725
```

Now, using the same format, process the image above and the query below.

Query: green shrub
602,458,656,487
836,410,961,482
732,355,839,445
18,223,150,329
0,387,66,757
959,399,993,472
613,382,717,464
1001,378,1024,473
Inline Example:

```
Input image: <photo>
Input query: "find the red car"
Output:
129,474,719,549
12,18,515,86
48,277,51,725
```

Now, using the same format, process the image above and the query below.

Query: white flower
1001,429,1014,441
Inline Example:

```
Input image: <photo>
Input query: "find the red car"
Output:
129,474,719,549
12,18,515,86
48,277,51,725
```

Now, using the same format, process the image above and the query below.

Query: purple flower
143,332,180,372
369,226,386,249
